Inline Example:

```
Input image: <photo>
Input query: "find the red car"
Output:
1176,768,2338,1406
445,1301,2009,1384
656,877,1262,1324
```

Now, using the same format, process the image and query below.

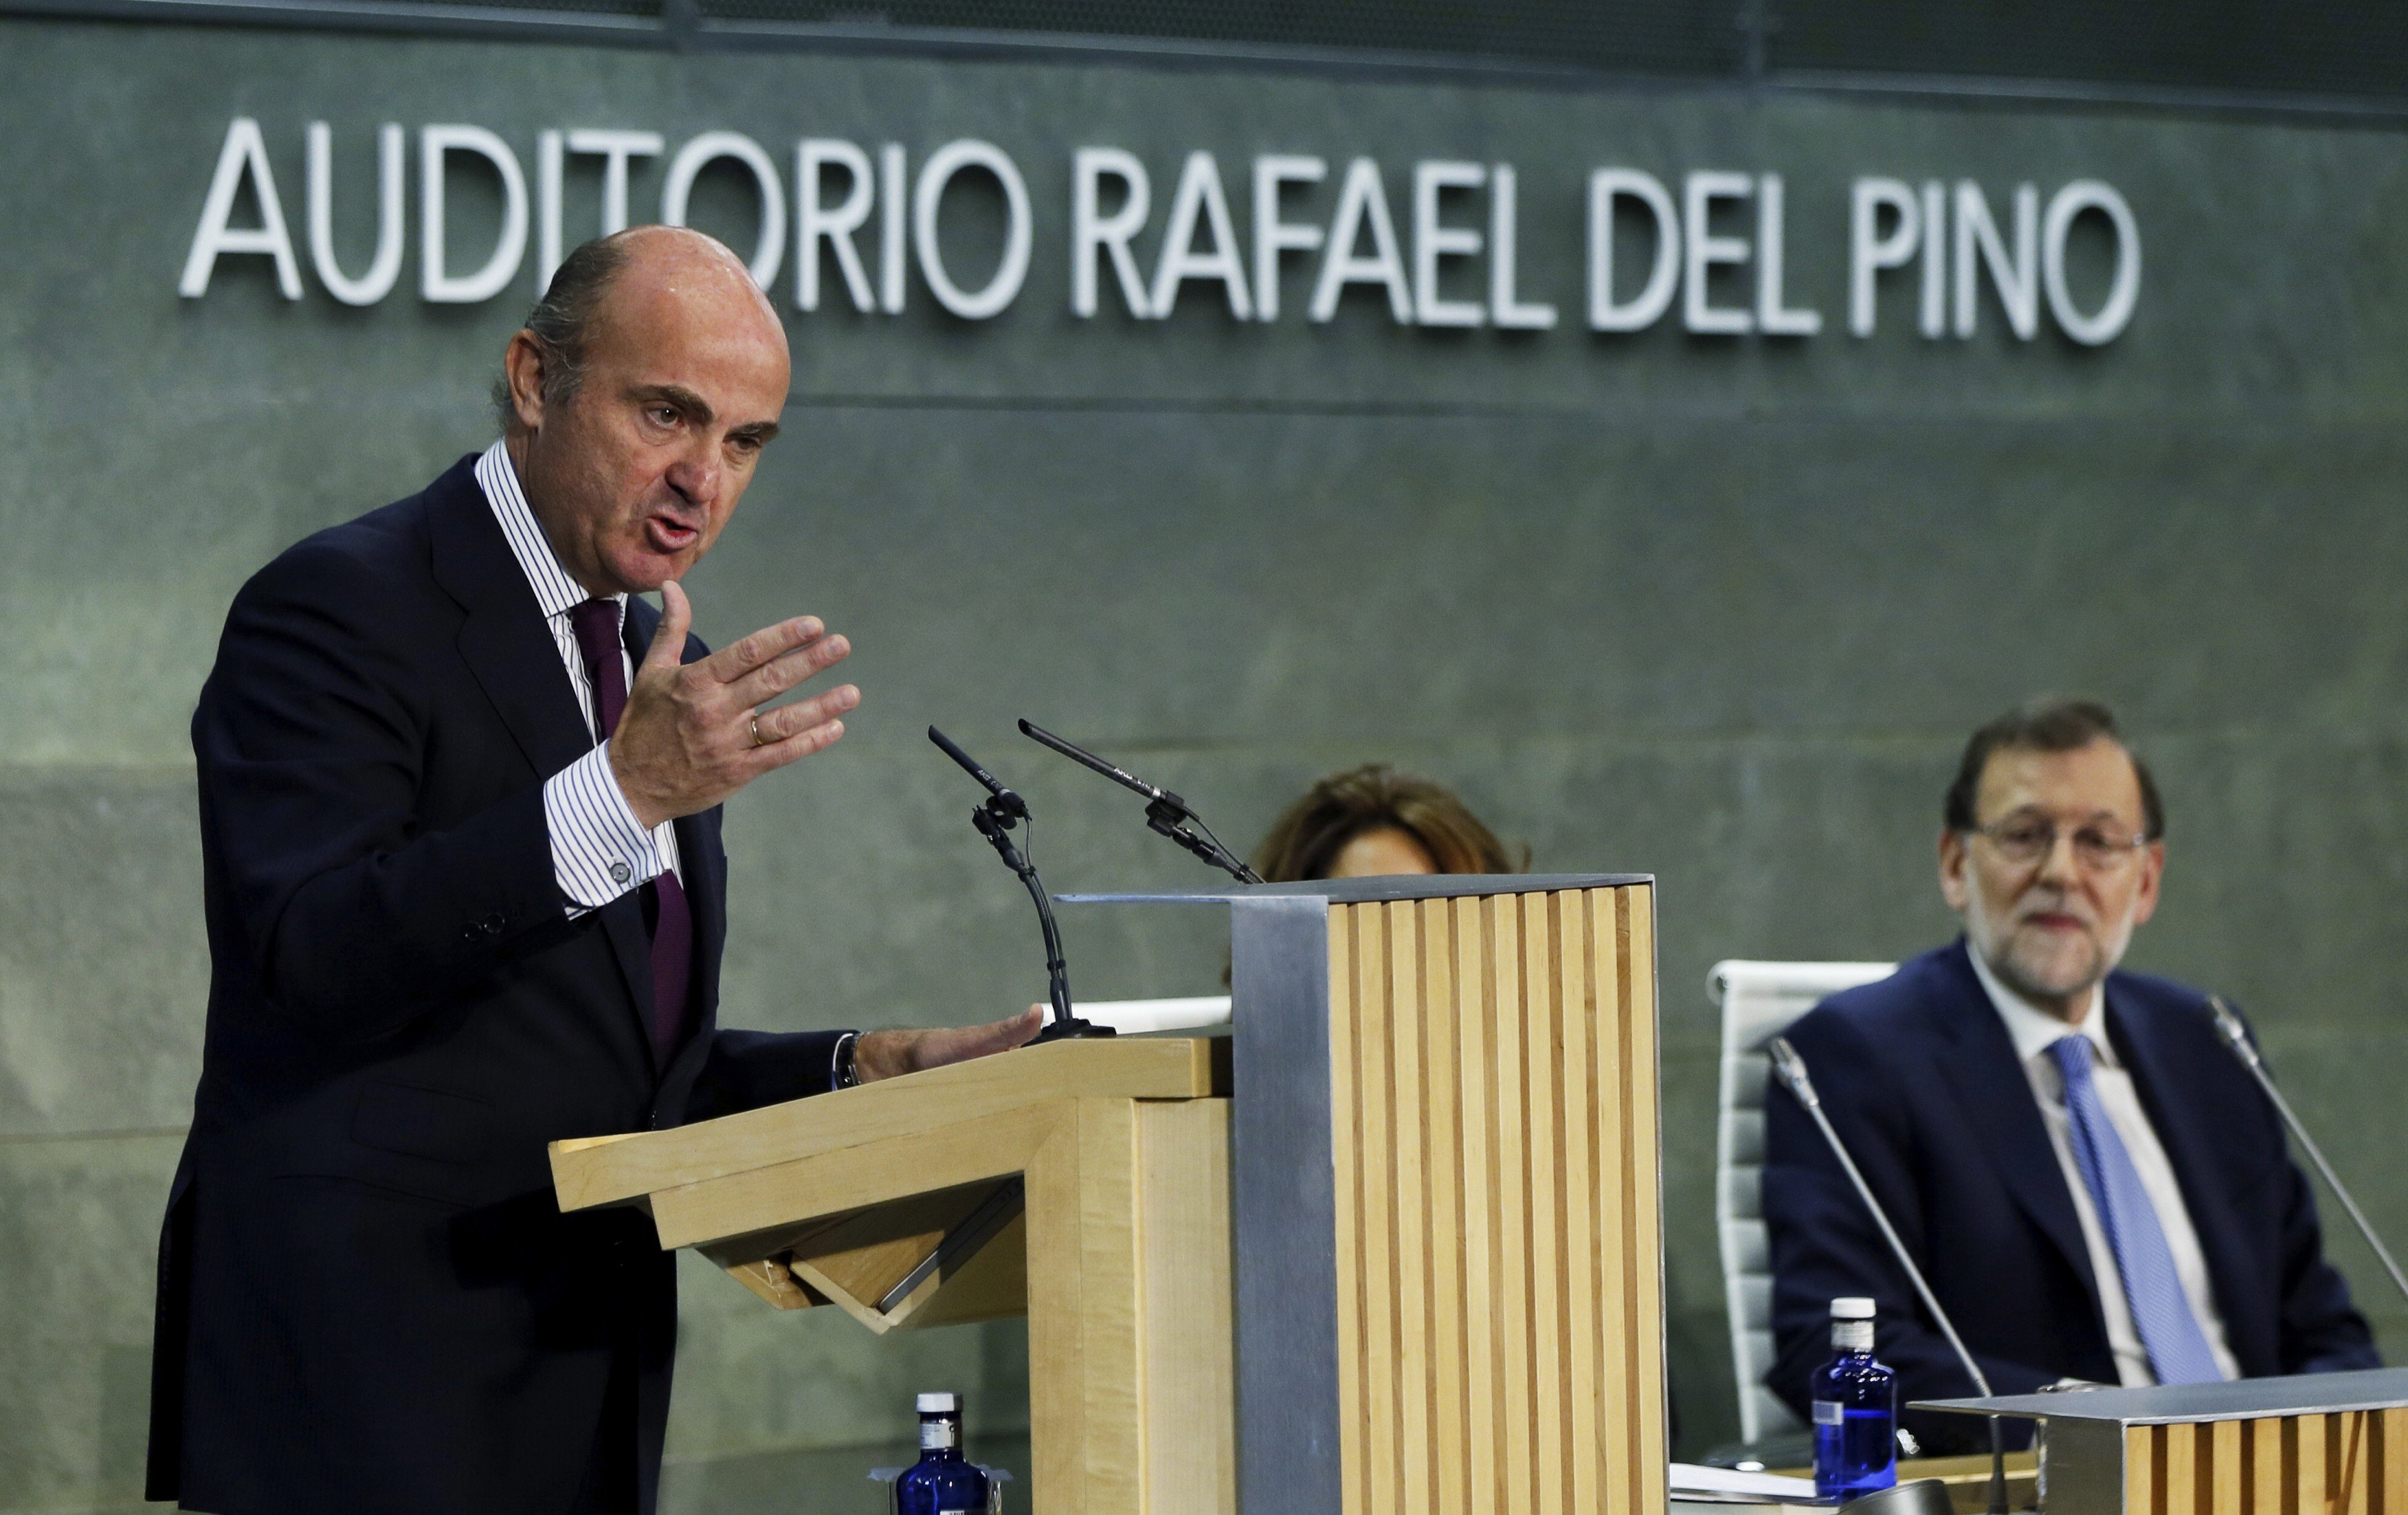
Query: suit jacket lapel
426,458,656,1057
427,461,590,781
1930,944,2106,1324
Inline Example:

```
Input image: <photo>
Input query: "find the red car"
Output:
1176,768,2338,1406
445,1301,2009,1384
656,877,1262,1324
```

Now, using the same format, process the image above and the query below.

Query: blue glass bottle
894,1392,990,1515
1811,1297,1898,1501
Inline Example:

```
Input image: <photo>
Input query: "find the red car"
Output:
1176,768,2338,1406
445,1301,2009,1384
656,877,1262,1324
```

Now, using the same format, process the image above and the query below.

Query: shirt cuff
544,740,665,914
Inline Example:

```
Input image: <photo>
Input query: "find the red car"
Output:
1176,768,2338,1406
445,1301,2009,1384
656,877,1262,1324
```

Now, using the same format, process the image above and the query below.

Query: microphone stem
2216,1013,2408,1307
1986,1413,2007,1515
1032,887,1073,1028
1147,801,1263,885
932,727,1101,1039
968,800,1097,1037
1795,1095,1994,1399
1014,842,1073,1024
1790,1073,2009,1512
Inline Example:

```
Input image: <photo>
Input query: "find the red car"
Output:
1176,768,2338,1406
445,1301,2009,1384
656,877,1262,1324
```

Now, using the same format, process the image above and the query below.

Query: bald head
499,225,792,597
601,225,785,351
498,226,785,434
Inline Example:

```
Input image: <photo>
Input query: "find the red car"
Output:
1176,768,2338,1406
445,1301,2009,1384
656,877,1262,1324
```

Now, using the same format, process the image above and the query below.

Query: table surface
1688,1453,2038,1514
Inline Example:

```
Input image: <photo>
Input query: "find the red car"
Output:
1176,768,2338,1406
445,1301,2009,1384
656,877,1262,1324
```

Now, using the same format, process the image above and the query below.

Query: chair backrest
1709,958,1896,1445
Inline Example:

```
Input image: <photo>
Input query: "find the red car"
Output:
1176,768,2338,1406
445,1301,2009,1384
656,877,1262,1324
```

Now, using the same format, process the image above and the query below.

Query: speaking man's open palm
610,580,861,830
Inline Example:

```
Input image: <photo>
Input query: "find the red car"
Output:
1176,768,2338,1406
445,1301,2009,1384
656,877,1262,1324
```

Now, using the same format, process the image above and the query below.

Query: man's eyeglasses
1967,816,2152,871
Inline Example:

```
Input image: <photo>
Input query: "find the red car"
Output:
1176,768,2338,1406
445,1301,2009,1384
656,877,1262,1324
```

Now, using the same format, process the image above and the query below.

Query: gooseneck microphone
2205,995,2408,1306
927,727,1111,1042
1770,1036,2008,1515
1016,718,1264,884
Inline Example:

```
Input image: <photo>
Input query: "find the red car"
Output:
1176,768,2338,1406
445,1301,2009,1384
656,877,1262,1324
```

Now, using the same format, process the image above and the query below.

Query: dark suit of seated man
1762,698,2378,1452
146,227,1043,1515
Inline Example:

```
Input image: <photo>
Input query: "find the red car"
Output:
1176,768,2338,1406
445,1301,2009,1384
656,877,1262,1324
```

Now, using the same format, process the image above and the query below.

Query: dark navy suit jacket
147,456,847,1514
1762,942,2376,1452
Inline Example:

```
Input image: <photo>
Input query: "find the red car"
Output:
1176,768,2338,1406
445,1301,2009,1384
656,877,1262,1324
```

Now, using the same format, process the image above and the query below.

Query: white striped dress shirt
474,441,683,914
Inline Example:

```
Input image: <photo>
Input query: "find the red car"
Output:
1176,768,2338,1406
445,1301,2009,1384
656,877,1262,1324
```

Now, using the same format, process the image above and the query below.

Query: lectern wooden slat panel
1449,892,1504,1515
2117,1409,2408,1514
1308,887,1666,1515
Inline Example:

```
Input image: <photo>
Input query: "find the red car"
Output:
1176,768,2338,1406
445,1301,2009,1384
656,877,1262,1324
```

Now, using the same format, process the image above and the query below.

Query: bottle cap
916,1392,961,1413
1830,1297,1876,1320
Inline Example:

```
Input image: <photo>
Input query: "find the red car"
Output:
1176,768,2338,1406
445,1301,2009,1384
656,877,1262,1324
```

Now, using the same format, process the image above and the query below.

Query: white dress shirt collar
470,436,680,908
474,439,620,626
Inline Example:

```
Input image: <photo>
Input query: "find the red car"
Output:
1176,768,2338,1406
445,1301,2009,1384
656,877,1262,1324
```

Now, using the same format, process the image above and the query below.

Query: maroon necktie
568,599,693,1065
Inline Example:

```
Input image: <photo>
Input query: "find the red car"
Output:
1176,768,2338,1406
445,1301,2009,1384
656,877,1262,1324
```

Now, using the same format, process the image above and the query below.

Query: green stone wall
2,17,2405,1509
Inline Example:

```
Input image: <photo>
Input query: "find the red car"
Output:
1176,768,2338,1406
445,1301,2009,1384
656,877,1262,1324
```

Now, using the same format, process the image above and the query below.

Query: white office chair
1709,958,1896,1444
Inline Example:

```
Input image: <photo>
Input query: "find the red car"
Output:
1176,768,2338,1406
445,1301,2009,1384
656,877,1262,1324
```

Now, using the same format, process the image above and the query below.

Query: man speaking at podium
1763,699,2378,1452
146,227,1040,1514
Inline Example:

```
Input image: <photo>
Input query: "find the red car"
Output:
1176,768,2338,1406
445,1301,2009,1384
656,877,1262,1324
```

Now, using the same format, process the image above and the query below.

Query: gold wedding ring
749,714,763,747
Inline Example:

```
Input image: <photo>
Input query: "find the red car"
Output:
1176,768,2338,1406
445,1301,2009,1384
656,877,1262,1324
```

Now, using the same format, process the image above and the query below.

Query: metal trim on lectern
1060,873,1656,1515
1061,872,1654,908
1911,1367,2408,1426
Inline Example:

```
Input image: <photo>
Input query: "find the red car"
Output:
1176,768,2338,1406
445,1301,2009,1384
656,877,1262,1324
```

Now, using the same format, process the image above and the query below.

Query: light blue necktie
2047,1034,2224,1386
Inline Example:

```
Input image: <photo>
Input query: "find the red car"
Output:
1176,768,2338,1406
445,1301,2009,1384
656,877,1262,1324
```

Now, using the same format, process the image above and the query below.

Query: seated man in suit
1762,698,2378,1450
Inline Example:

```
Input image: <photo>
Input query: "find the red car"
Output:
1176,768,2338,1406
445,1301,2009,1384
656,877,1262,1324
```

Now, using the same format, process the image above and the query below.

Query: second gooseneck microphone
1770,1036,2009,1515
1016,718,1263,884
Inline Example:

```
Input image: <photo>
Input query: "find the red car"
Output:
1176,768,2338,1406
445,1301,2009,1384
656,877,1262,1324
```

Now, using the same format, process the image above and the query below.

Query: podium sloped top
550,1037,1220,1212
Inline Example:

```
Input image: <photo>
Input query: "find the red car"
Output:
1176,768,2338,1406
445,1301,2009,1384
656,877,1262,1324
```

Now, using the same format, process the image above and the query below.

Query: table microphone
2205,995,2408,1306
1769,1036,2009,1515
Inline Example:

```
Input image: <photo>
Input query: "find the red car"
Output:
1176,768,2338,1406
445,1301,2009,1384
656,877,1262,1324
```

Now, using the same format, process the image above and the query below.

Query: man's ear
1937,828,1971,913
502,331,548,434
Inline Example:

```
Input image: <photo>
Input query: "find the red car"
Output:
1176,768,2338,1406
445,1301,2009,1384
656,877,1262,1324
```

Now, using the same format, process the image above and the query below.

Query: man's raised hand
608,581,858,830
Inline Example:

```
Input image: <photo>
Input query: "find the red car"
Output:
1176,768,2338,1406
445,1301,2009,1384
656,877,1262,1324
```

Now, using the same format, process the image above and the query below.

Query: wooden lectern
549,874,1668,1515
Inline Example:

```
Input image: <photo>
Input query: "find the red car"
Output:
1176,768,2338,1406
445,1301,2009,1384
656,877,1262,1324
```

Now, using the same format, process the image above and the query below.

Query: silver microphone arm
1770,1037,1994,1397
2205,995,2408,1307
1770,1036,2007,1515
